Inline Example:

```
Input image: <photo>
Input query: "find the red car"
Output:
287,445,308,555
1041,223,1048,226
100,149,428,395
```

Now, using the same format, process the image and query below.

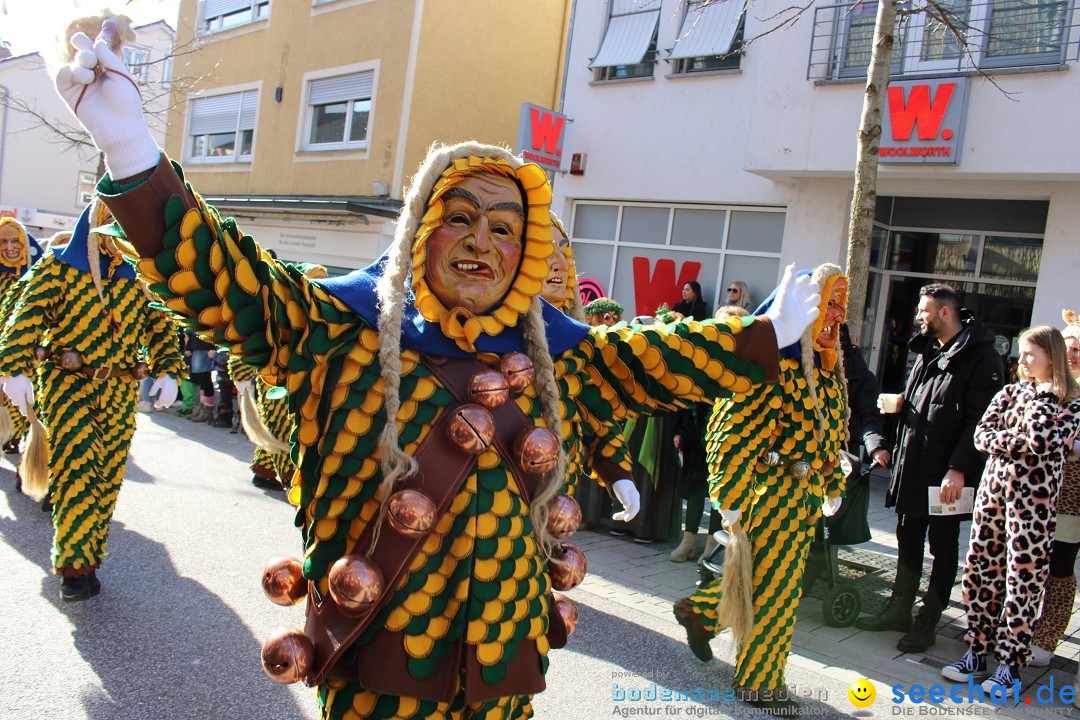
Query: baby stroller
701,455,872,627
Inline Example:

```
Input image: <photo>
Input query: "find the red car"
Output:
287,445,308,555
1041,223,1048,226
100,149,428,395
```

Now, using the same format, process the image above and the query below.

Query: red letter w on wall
529,107,565,155
888,83,955,141
631,258,702,318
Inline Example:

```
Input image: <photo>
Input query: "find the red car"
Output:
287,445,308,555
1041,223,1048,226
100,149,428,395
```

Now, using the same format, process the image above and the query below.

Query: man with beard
855,283,1003,654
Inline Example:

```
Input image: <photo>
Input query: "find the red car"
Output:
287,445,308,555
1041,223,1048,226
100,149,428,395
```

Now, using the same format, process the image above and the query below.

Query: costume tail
19,408,50,501
715,524,754,646
240,390,290,453
0,405,13,446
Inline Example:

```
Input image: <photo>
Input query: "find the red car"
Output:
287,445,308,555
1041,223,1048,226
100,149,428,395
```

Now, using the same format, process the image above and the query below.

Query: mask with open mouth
810,269,848,371
0,218,30,272
411,156,552,352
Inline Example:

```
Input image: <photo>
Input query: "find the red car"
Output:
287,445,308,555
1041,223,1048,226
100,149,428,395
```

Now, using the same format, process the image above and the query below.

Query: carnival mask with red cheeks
0,223,25,266
541,226,571,307
423,173,526,315
813,274,849,360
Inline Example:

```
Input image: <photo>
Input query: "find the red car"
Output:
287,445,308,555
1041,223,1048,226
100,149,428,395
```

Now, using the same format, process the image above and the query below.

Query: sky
2,0,181,57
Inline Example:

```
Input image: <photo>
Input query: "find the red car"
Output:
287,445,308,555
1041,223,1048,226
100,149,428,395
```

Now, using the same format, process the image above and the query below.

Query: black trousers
894,513,964,617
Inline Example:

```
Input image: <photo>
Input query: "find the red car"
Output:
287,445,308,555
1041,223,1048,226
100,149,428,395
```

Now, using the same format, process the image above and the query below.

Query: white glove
54,28,160,178
2,375,34,417
149,375,178,409
765,265,821,349
611,479,640,522
234,379,253,397
719,508,741,529
822,496,843,517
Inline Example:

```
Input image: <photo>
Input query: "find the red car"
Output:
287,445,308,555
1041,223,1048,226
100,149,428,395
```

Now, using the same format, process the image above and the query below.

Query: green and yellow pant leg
681,481,819,691
320,679,533,720
40,367,137,575
734,482,818,691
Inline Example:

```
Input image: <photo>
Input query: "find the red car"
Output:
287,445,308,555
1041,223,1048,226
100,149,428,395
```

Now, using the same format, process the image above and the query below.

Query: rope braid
521,295,567,557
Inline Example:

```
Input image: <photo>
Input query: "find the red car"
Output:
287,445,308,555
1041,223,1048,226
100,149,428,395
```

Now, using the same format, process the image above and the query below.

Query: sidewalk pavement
571,471,1080,718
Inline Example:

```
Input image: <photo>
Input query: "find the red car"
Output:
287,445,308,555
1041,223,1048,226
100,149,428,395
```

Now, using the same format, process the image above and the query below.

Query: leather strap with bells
303,354,566,695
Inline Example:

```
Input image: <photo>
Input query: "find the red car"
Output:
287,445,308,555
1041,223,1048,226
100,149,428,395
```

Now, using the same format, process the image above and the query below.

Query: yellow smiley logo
848,678,876,708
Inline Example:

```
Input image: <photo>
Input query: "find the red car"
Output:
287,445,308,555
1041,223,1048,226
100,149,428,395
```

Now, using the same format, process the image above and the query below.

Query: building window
590,1,661,80
669,0,746,73
123,47,150,84
304,71,373,150
187,90,258,162
77,171,97,207
200,0,270,34
808,0,1073,79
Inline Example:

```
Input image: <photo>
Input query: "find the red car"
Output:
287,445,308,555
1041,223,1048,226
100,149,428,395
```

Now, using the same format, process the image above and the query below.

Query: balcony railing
808,0,1080,80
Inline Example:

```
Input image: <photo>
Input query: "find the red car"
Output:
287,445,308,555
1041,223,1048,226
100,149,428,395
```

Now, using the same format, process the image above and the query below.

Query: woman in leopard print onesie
943,325,1080,697
1028,319,1080,667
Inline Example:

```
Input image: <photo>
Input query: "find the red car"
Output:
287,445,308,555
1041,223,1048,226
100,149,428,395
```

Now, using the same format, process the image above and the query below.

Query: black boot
60,575,93,602
87,570,101,597
41,493,53,512
855,595,914,632
897,603,941,653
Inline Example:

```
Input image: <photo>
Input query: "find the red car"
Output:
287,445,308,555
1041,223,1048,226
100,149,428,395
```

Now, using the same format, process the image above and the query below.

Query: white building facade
0,21,175,240
552,0,1080,388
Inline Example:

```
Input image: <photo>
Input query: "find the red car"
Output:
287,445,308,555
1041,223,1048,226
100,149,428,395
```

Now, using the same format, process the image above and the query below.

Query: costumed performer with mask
0,199,184,602
674,264,850,712
53,25,820,719
0,218,44,461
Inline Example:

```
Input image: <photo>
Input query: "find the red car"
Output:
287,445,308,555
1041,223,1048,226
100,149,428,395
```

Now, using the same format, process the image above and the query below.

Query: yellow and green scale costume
680,277,848,694
98,148,779,720
228,354,297,490
0,208,184,577
0,218,43,451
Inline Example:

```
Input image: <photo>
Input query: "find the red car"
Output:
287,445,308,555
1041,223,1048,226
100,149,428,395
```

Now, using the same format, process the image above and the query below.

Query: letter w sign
516,103,568,170
880,77,969,165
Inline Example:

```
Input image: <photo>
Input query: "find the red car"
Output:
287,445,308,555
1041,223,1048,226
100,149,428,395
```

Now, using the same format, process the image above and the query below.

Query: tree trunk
844,0,898,346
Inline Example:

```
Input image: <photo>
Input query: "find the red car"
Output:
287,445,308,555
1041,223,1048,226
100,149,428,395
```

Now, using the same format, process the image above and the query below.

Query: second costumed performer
0,218,43,458
54,23,822,719
674,264,850,712
0,199,184,601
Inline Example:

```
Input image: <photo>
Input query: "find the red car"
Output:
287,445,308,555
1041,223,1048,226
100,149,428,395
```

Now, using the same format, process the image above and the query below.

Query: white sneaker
942,649,989,682
1029,645,1053,667
981,663,1018,699
136,400,152,413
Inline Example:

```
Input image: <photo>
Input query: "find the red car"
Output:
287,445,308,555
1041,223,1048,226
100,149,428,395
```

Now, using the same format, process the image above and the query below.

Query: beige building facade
169,0,571,273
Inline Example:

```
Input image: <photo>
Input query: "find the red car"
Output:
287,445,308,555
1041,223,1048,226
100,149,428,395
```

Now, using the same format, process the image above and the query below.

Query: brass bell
467,369,510,409
446,404,496,455
260,627,315,684
58,350,83,371
33,346,47,362
545,494,582,540
261,556,307,606
328,554,384,616
553,592,578,636
499,353,534,395
549,542,587,591
131,362,150,380
514,427,561,475
387,489,437,537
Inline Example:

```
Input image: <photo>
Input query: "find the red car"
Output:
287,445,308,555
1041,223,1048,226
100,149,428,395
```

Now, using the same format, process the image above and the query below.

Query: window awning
669,0,744,59
589,9,661,67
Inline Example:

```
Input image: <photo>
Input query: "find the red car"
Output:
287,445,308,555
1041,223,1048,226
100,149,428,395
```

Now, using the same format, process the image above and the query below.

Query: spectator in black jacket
841,324,890,467
855,284,1004,654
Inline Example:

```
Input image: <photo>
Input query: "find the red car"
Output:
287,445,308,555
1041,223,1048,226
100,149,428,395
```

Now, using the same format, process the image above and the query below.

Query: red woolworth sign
516,103,568,171
879,78,969,165
632,258,702,318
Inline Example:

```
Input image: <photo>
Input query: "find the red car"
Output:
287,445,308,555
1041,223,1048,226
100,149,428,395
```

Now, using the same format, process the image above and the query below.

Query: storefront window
887,231,979,276
980,236,1042,281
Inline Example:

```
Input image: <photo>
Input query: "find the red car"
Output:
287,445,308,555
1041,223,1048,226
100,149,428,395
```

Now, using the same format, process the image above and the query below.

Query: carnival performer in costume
0,218,43,457
0,199,184,601
54,28,820,718
674,264,850,712
232,262,330,493
541,214,633,508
